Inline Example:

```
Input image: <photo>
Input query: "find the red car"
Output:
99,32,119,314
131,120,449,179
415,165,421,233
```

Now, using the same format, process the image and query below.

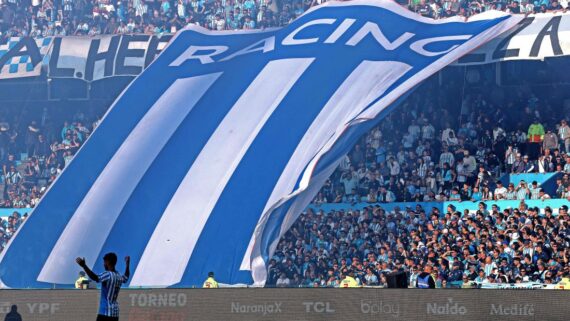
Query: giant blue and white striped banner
0,1,521,288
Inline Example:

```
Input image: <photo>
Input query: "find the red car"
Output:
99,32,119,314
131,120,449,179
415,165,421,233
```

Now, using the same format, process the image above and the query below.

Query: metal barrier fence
0,288,569,321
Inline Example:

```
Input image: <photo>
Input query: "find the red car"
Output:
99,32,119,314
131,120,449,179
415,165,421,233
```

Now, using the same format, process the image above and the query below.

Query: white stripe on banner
239,60,412,270
130,58,314,287
37,73,221,284
252,159,341,284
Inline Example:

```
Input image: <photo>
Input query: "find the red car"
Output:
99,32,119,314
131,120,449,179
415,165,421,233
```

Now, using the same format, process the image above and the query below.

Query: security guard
75,271,89,289
555,273,570,290
416,265,436,289
203,272,219,288
339,270,359,288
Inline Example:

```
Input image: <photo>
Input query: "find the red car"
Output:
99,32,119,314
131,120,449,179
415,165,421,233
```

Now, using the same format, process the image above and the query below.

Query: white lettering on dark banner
128,293,188,307
48,35,172,81
456,13,569,65
1,13,568,80
490,304,535,316
427,298,468,315
230,302,283,315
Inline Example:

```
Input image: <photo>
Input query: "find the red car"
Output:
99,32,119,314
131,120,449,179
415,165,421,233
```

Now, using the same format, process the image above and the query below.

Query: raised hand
76,257,86,267
124,256,131,279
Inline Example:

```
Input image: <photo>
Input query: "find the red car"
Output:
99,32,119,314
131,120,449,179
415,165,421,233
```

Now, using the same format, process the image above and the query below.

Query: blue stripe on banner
180,57,359,285
37,73,222,284
130,58,315,286
181,58,410,285
98,39,274,286
0,35,199,287
0,0,521,288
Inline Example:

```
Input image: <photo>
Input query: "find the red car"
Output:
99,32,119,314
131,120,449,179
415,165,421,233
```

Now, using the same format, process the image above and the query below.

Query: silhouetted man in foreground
76,253,130,321
4,305,22,321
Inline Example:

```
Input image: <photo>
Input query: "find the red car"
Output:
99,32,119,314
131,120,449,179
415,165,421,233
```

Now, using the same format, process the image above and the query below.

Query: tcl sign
302,301,335,313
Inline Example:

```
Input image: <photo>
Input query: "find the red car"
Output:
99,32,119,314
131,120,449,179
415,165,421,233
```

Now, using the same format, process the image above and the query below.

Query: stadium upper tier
0,0,567,40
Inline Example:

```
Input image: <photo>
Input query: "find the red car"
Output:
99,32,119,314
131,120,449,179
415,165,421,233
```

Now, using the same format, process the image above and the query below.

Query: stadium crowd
0,0,568,41
0,111,100,209
313,85,570,204
263,80,570,288
269,201,570,288
0,210,25,253
0,109,98,252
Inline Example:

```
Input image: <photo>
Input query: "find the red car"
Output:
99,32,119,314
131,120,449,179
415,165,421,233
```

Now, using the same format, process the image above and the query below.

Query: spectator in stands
527,119,545,159
538,189,551,200
560,120,570,154
529,181,541,200
515,181,530,200
0,210,25,252
276,272,291,287
494,181,507,200
543,129,559,153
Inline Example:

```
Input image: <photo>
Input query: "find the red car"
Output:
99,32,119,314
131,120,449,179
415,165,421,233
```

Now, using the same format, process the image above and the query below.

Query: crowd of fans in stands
259,68,570,288
0,109,98,252
262,79,570,288
0,0,569,41
410,0,568,18
312,84,570,204
269,201,570,287
0,210,25,253
0,110,100,209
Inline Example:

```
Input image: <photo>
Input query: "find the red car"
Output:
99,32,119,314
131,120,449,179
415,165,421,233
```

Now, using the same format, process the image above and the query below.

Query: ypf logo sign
303,301,335,313
427,298,467,316
0,301,60,315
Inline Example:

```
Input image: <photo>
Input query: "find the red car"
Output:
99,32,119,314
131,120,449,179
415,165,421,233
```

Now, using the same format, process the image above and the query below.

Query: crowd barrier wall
308,198,569,215
499,172,562,195
0,208,31,217
0,288,568,321
2,197,567,221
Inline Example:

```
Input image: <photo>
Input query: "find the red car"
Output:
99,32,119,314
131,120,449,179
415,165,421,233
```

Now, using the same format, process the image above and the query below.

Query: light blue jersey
98,271,128,317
